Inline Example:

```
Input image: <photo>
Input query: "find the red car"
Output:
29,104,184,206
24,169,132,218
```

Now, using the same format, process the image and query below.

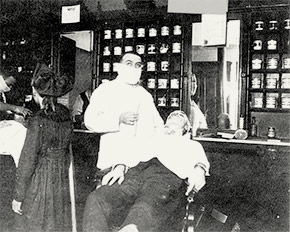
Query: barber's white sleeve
84,84,120,133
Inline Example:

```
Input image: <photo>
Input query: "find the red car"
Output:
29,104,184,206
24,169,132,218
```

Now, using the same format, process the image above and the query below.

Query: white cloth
0,120,27,166
84,77,164,169
190,101,208,136
0,75,11,93
138,134,210,180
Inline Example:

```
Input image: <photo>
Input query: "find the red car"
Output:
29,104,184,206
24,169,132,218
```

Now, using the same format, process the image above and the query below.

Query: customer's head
164,110,191,136
116,52,144,85
0,72,16,93
218,113,230,129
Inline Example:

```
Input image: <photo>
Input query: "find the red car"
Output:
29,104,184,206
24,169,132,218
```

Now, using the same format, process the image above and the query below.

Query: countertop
193,137,290,147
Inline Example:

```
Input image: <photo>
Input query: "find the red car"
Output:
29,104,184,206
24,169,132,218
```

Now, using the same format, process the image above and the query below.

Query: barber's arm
84,85,120,133
0,102,32,117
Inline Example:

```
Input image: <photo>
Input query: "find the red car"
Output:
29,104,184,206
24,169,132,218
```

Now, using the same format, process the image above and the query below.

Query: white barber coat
84,78,164,169
0,120,27,166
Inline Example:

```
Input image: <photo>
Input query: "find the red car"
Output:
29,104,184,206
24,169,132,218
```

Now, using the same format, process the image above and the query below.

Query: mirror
191,19,241,133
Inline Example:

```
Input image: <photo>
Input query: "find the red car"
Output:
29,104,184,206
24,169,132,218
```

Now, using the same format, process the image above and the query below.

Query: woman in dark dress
12,63,74,232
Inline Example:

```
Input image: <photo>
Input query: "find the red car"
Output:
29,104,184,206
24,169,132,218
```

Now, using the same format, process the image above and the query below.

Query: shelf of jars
97,21,184,115
249,15,290,112
1,38,35,76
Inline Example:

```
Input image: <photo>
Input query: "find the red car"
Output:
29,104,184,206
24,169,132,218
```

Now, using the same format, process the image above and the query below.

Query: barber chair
89,171,241,232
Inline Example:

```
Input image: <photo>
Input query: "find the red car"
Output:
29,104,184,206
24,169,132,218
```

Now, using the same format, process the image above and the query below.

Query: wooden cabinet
247,11,290,139
195,138,290,232
0,38,37,105
95,18,185,120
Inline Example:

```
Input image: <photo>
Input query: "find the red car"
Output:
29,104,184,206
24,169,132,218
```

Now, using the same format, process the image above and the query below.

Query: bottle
267,127,276,138
234,117,248,140
250,117,257,137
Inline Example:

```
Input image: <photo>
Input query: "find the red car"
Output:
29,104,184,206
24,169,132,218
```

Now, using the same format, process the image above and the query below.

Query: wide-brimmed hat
32,63,73,97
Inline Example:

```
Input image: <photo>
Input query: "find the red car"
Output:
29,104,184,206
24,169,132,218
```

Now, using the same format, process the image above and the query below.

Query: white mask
116,64,142,85
0,75,11,93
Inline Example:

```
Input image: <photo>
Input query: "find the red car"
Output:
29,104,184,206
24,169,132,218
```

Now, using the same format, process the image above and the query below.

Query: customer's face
117,53,143,85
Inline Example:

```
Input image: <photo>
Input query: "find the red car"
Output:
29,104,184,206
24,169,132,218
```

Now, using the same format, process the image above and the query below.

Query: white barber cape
84,78,164,170
145,135,210,179
0,120,27,166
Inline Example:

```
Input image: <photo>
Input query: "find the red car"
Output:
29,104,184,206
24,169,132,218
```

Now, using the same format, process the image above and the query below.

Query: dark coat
14,103,73,232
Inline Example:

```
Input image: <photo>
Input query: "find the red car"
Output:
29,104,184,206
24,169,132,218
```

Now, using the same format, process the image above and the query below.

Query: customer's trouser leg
82,166,143,232
121,158,185,232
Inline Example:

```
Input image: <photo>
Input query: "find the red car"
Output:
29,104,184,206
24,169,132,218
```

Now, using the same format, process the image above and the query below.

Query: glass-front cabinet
95,18,186,120
247,11,290,139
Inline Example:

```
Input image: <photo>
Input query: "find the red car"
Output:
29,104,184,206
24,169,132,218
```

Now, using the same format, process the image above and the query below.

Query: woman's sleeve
14,116,41,202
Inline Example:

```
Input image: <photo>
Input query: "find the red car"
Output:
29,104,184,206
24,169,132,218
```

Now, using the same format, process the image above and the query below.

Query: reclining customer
83,110,210,232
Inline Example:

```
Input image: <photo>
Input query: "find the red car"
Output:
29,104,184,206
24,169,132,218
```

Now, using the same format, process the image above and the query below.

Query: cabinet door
247,12,290,139
192,61,222,128
58,36,76,84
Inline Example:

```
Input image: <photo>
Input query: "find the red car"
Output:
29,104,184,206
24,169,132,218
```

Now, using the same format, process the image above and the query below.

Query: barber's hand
120,112,139,125
102,165,125,186
185,166,206,196
12,199,23,215
13,106,32,118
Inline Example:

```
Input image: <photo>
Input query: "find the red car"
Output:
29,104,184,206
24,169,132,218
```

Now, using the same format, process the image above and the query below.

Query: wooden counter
192,137,289,232
71,131,289,231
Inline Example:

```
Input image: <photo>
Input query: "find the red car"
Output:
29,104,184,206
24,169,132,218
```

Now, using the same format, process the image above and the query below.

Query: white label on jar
125,46,133,52
125,28,134,38
161,61,169,71
147,78,156,89
115,29,122,39
266,97,276,108
149,28,157,37
253,97,263,108
252,59,262,69
103,63,110,72
266,77,277,88
253,40,262,50
104,30,111,39
160,43,169,53
114,46,122,55
147,62,156,71
113,62,118,72
158,79,168,89
282,96,290,108
136,45,145,54
252,77,261,88
282,75,290,88
161,26,169,36
267,58,278,69
137,28,145,37
269,20,278,30
103,46,110,56
172,42,181,53
173,25,182,35
170,79,179,89
267,39,277,50
285,19,290,29
255,21,264,31
148,44,156,54
283,58,290,69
